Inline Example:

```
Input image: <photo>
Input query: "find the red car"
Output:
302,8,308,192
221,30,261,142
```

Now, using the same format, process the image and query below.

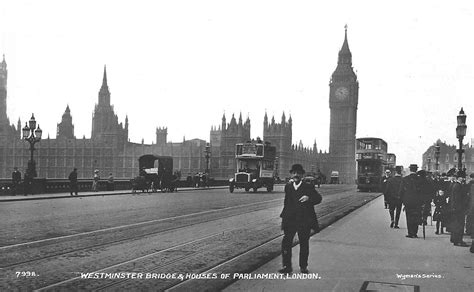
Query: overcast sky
1,0,473,167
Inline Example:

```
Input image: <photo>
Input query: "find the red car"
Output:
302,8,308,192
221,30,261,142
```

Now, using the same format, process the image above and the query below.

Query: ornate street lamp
204,143,211,175
456,108,467,170
22,113,42,178
434,143,440,171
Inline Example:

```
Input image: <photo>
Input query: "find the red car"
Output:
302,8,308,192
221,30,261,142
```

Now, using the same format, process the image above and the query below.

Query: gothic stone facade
0,65,210,179
1,28,357,181
329,27,358,184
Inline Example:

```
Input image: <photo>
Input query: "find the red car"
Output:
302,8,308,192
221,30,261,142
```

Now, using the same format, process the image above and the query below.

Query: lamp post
275,156,279,180
434,143,440,171
22,114,42,178
204,143,211,175
456,108,467,171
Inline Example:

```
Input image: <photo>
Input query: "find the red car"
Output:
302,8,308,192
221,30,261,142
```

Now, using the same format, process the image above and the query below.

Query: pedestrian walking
467,173,474,253
92,169,100,192
107,172,114,191
433,187,448,235
399,164,423,238
465,173,474,237
381,170,391,209
68,168,79,196
11,167,22,196
385,166,403,228
279,164,322,274
417,170,435,227
447,170,469,247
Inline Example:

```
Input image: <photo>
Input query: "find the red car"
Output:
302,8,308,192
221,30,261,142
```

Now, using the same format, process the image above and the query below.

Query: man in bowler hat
399,164,423,238
279,164,322,274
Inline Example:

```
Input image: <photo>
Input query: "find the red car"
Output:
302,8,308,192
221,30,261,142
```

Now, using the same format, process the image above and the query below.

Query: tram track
0,186,365,291
0,198,283,269
32,192,378,291
1,186,350,269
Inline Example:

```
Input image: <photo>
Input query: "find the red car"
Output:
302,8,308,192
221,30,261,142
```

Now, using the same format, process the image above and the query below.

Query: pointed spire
281,112,286,124
288,114,292,125
238,112,243,125
1,54,6,68
102,65,108,87
338,25,352,65
65,104,70,113
221,112,226,130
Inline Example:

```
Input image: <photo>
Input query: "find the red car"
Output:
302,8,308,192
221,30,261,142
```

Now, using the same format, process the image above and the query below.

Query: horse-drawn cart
131,155,176,193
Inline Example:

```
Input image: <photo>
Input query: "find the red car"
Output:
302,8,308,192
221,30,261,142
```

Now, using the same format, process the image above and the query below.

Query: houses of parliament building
0,28,358,182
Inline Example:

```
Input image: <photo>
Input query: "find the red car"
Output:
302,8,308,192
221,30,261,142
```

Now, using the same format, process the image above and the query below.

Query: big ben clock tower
329,26,358,184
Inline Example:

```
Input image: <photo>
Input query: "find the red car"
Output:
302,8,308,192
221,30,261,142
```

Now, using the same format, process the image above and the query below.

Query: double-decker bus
229,140,276,193
356,138,388,192
386,153,397,174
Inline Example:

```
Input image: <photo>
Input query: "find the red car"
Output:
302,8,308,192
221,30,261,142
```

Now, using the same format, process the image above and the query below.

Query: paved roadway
0,185,378,291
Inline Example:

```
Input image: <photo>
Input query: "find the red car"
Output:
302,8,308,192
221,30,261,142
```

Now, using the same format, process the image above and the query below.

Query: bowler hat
409,164,418,172
446,168,456,177
289,164,305,174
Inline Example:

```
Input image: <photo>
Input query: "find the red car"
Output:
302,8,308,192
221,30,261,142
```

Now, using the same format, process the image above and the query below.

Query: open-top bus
229,140,276,193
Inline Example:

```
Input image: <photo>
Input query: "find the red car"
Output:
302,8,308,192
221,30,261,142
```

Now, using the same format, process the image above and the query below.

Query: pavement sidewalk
0,186,228,202
225,196,474,292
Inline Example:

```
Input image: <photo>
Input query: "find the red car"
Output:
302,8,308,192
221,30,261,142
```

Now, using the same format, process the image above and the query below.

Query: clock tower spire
328,26,359,184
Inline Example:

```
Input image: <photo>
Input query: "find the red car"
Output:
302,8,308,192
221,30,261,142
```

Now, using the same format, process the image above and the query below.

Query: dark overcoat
399,173,423,208
280,181,322,232
385,175,402,205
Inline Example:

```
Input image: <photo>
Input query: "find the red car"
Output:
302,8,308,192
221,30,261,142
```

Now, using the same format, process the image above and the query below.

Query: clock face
335,87,349,100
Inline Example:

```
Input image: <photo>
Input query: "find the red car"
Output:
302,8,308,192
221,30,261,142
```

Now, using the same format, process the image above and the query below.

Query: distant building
0,63,209,179
329,26,359,184
0,27,358,182
422,140,474,174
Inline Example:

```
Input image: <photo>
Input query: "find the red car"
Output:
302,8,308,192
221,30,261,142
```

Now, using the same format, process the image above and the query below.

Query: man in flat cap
279,164,322,274
399,164,423,238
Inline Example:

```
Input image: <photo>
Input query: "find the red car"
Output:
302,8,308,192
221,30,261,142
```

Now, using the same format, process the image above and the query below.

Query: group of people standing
382,164,474,253
68,168,115,195
10,167,34,196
